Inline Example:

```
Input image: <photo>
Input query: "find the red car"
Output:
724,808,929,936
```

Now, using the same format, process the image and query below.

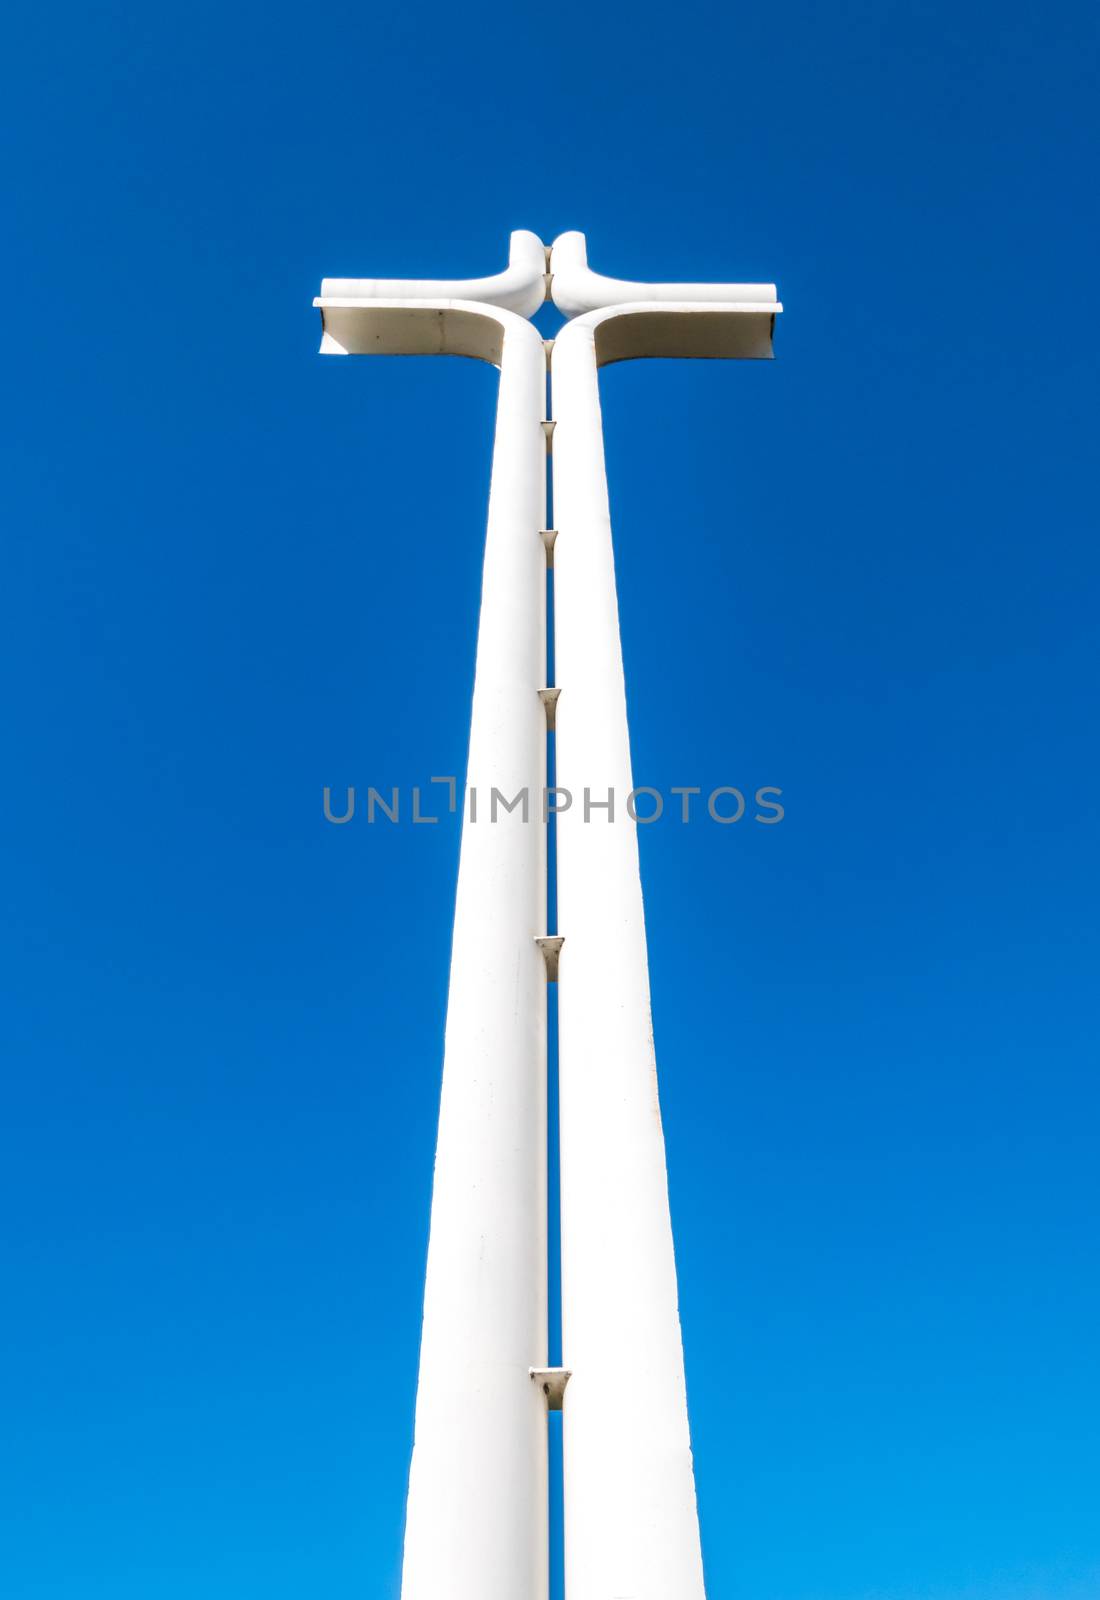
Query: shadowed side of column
315,270,551,1600
399,311,550,1600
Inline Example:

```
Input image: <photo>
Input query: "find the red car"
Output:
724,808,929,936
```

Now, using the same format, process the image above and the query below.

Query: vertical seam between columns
544,330,564,1600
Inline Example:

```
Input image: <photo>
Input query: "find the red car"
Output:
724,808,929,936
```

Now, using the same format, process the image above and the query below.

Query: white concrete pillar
399,312,550,1600
552,316,708,1600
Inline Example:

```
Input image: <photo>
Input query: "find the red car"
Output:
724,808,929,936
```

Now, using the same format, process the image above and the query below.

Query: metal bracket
537,687,560,730
534,935,564,982
530,1367,571,1410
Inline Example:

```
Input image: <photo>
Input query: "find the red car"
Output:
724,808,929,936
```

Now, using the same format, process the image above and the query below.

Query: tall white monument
315,230,781,1600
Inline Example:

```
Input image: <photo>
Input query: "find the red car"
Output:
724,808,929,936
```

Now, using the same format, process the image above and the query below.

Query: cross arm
316,228,548,320
554,299,777,364
549,230,782,362
312,296,547,368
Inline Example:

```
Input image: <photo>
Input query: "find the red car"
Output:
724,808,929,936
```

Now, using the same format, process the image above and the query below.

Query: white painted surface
574,298,781,363
314,276,550,1598
399,305,549,1600
321,227,547,318
315,297,514,363
551,228,777,317
552,311,709,1600
314,227,783,1600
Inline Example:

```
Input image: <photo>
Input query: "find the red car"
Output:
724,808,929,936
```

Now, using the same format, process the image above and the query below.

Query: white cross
313,230,781,1600
314,226,780,360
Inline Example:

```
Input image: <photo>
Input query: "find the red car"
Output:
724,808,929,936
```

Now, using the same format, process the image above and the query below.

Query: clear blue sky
2,1,1097,1596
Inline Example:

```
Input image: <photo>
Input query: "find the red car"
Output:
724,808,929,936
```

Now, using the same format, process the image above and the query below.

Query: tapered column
400,316,549,1600
552,318,707,1600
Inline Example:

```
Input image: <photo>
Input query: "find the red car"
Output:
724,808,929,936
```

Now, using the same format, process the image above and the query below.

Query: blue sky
2,1,1098,1596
